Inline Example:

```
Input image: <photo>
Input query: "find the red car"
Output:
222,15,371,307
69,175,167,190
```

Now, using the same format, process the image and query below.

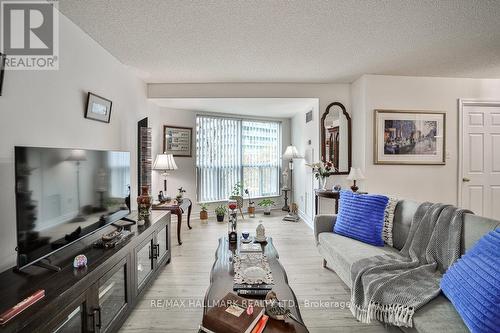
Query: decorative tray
233,253,274,285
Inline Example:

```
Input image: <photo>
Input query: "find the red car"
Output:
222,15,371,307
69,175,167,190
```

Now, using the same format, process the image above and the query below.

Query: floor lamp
153,154,178,200
282,145,302,222
68,150,87,222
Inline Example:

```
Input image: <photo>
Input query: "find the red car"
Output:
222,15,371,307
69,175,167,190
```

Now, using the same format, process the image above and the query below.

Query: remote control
233,284,273,291
237,289,270,297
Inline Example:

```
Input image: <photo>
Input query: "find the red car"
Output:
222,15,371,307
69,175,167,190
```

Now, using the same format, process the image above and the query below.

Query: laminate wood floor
120,212,393,333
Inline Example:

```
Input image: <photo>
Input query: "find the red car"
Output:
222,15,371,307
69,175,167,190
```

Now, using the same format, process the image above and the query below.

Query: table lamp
347,167,365,192
153,154,178,196
282,145,302,222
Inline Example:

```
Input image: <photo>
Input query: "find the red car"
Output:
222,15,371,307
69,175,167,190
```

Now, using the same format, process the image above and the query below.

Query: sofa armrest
314,214,337,243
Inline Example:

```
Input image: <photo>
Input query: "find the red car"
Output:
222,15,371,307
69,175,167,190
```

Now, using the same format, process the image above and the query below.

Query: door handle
91,308,101,332
154,244,160,259
150,244,160,259
95,307,102,329
462,177,471,182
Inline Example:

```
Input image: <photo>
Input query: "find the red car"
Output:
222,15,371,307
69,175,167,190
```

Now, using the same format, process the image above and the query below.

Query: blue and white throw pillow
333,190,389,246
440,228,500,333
383,196,399,247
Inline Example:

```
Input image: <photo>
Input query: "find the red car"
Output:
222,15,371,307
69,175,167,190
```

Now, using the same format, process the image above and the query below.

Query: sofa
314,200,500,333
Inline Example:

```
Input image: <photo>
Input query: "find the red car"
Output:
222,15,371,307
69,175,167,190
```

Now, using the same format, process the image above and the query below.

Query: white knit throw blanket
350,203,471,327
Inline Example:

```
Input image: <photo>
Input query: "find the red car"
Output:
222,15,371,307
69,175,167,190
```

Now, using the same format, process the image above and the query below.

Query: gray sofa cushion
462,213,500,252
317,232,399,287
405,295,469,333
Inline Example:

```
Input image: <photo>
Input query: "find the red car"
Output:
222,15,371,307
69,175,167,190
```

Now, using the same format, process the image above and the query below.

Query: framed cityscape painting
163,125,192,157
374,110,446,165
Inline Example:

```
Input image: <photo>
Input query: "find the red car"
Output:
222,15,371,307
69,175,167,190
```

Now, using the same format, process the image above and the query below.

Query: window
196,115,281,202
107,152,130,198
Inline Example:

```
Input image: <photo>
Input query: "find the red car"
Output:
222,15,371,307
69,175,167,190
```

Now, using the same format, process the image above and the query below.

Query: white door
460,100,500,220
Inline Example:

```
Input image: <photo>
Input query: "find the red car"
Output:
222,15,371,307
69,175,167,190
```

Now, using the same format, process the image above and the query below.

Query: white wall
351,75,500,204
0,13,156,271
148,83,352,224
150,107,292,216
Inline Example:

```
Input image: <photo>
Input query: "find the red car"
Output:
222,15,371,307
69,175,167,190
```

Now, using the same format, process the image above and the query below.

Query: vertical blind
196,115,280,202
107,152,130,198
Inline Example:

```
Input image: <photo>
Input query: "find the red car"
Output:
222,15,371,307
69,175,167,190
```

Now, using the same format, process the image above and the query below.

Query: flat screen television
15,146,131,270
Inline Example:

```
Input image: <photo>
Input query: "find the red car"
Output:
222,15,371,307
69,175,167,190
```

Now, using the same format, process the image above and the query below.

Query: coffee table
202,237,309,333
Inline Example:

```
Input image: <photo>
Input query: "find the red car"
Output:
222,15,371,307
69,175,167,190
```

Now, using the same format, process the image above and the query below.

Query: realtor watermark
1,0,59,70
149,298,351,310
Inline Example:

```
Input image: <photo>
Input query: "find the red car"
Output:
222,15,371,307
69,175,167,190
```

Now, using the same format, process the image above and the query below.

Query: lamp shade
67,149,87,161
153,154,178,171
346,167,365,181
282,145,301,159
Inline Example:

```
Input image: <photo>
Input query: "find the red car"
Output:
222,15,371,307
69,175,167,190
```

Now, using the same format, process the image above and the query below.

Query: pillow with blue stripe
440,228,500,333
333,190,388,246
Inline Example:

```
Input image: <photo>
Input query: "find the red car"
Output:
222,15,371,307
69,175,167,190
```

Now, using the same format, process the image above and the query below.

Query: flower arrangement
307,161,337,180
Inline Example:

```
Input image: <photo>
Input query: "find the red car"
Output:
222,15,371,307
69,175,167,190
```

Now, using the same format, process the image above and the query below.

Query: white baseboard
298,209,313,230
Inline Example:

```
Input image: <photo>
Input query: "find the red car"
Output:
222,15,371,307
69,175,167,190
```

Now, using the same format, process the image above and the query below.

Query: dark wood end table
314,189,339,215
152,198,192,245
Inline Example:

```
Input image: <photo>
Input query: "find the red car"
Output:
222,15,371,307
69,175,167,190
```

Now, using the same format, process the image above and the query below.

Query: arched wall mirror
321,102,352,174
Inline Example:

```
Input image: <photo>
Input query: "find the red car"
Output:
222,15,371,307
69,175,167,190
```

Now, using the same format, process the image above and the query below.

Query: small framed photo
374,109,446,165
85,92,112,123
163,125,192,157
0,53,6,96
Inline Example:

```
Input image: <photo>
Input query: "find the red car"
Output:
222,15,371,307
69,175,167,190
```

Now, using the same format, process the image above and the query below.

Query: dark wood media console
0,211,171,333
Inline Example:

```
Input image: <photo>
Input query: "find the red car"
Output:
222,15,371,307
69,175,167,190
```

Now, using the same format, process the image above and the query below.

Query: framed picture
374,109,446,165
163,125,192,157
0,53,6,96
85,92,112,123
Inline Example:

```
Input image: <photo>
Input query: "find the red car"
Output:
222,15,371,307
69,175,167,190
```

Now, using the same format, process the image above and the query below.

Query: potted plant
176,187,186,203
245,189,255,217
258,199,275,215
200,203,208,221
215,205,227,222
229,182,245,218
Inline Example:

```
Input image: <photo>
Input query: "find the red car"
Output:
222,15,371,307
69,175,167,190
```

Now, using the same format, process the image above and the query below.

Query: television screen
15,146,131,269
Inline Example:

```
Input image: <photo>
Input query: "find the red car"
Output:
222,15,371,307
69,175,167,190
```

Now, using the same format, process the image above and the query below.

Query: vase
320,177,328,190
137,185,152,225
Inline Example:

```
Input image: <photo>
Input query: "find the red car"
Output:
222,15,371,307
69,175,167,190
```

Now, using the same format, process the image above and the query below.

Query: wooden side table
314,189,339,215
153,198,192,245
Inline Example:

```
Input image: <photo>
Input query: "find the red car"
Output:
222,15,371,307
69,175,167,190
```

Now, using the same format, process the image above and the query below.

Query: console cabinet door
156,224,169,264
45,292,89,333
94,257,129,333
135,235,154,294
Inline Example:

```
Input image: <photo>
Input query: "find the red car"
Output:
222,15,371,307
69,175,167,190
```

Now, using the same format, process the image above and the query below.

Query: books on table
201,293,266,333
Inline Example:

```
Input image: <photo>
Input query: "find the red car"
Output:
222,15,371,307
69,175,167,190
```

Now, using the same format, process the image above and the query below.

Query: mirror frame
321,102,352,175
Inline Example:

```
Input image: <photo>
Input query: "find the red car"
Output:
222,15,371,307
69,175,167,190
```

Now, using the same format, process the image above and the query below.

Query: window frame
196,114,282,203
